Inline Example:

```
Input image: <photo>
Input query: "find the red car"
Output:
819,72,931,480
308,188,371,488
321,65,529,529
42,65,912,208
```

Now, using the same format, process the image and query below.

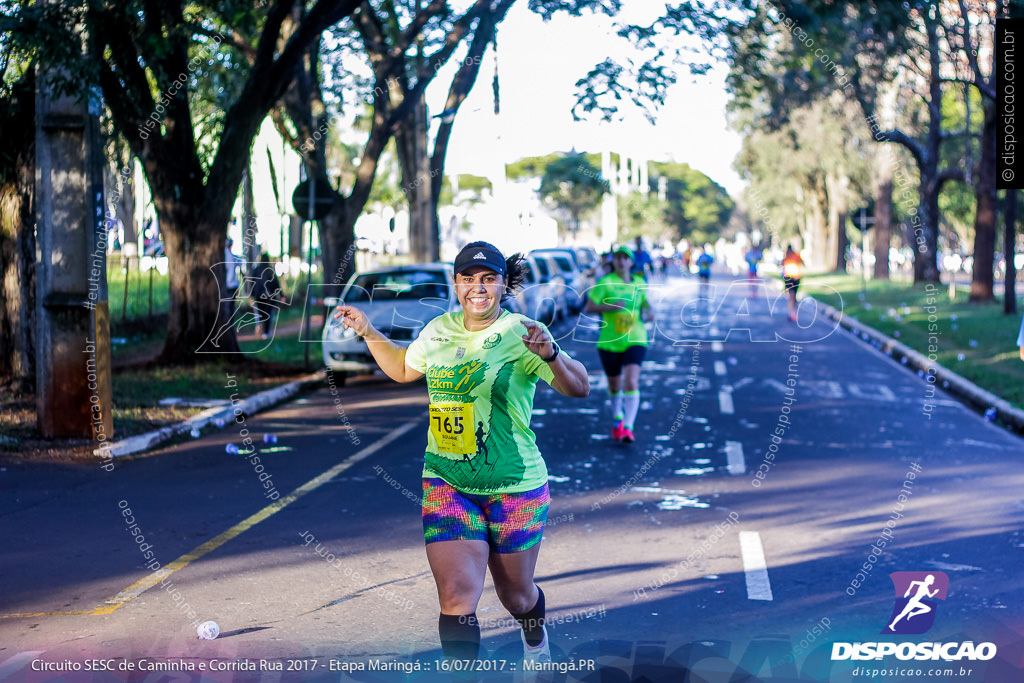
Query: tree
3,1,363,362
538,154,609,236
674,0,978,284
0,68,35,390
650,162,735,245
941,0,997,301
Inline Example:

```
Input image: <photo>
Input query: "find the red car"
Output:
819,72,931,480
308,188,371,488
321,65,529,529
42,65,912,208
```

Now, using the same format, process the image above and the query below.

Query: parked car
530,248,588,312
572,246,600,278
322,264,456,381
526,253,570,322
509,256,558,325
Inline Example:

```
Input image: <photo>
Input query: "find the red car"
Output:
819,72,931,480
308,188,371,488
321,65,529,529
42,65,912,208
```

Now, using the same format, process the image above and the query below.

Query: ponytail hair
503,253,527,300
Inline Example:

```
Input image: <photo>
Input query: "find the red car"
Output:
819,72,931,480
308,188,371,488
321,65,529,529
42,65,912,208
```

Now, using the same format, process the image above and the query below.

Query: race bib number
614,311,634,335
429,403,475,455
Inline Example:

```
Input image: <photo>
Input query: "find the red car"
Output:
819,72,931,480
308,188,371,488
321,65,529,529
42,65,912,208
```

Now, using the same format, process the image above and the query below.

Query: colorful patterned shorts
421,478,549,554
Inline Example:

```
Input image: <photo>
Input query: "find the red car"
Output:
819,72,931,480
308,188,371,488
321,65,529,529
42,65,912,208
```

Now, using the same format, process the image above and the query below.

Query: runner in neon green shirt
334,241,589,670
585,245,654,443
405,308,557,495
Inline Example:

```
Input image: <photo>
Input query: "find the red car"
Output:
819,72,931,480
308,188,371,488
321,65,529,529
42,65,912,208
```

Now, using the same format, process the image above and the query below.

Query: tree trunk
162,216,234,358
319,203,356,293
800,180,829,271
912,174,941,283
826,171,850,272
969,101,997,302
874,172,893,280
0,73,36,390
109,160,137,250
1006,189,1018,314
396,97,438,263
914,11,943,284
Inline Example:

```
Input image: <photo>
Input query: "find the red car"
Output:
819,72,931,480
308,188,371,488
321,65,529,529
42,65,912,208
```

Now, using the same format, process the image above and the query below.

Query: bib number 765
432,415,464,434
428,403,475,455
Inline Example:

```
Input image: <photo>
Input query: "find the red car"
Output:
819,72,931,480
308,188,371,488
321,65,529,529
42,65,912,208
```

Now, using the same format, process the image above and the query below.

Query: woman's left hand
521,320,554,359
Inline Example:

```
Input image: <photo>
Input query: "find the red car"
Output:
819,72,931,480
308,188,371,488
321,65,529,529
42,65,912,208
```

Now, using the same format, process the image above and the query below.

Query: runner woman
585,245,654,444
334,242,590,668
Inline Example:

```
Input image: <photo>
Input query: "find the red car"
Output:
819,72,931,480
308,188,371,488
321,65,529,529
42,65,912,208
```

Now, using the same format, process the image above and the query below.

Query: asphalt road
2,272,1022,683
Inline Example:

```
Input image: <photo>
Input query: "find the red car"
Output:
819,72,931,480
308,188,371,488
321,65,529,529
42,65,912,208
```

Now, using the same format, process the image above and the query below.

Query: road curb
94,370,327,459
810,298,1024,433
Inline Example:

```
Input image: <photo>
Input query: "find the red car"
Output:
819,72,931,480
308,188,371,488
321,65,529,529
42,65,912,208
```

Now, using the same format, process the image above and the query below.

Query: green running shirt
588,273,649,352
404,310,561,494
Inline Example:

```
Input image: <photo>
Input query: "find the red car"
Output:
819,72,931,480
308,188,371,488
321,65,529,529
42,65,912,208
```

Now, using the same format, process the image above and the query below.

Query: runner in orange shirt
781,245,805,322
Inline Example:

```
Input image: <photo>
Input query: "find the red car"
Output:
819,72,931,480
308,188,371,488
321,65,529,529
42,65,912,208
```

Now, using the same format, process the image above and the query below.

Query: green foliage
650,162,734,241
616,192,671,243
538,153,609,233
507,153,564,181
438,174,492,206
936,86,982,249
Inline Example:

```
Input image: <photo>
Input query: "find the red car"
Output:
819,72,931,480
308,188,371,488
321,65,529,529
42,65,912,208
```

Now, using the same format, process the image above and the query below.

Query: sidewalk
810,297,1024,433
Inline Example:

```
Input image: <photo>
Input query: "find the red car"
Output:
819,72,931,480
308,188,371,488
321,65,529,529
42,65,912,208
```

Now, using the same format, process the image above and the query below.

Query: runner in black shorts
335,242,590,671
585,245,654,444
781,245,805,321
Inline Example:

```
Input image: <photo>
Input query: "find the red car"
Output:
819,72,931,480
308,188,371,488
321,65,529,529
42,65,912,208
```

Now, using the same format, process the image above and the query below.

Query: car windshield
343,270,449,303
553,256,574,272
533,258,550,278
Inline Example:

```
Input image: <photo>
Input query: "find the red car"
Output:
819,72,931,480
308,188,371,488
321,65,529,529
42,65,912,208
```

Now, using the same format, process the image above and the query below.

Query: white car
508,256,559,325
530,248,588,312
322,264,457,381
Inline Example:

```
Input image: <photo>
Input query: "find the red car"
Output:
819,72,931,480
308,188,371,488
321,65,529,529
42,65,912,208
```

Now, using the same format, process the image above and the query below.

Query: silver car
508,256,559,325
322,264,457,380
526,253,570,322
530,248,588,313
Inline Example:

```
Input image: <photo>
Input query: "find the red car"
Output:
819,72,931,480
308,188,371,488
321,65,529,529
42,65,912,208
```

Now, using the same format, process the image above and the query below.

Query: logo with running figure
882,572,949,635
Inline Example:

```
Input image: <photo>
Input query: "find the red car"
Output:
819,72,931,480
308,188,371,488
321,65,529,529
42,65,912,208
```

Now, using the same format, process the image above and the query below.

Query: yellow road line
1,422,419,620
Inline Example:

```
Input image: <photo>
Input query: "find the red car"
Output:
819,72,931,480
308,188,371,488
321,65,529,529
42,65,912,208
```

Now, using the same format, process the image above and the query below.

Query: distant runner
586,245,654,444
335,242,589,671
781,245,805,322
1017,315,1024,362
696,248,714,282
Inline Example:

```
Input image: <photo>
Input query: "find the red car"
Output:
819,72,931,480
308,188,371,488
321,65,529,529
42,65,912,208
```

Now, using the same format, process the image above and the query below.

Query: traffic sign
291,179,335,221
850,206,875,232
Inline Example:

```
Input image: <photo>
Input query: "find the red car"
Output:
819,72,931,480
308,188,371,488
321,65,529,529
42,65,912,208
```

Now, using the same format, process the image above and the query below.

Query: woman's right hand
334,305,372,338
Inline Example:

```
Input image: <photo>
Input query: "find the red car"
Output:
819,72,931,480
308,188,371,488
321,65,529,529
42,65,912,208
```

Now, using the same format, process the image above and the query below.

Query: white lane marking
714,361,727,376
719,389,735,414
0,652,46,679
739,531,774,601
711,341,724,353
725,440,745,475
847,383,897,402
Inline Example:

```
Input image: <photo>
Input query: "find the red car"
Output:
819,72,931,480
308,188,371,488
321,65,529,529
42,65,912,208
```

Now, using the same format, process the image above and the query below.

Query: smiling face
455,266,506,330
613,251,633,277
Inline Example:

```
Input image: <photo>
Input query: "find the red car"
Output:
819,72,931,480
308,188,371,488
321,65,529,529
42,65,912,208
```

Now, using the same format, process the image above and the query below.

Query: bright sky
427,3,746,197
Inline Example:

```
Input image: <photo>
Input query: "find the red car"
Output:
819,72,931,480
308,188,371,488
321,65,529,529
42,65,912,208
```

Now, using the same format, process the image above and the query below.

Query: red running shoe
612,420,624,441
621,427,635,443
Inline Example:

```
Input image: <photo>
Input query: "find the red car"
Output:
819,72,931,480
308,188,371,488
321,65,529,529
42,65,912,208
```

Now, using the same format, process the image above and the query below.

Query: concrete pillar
34,76,113,446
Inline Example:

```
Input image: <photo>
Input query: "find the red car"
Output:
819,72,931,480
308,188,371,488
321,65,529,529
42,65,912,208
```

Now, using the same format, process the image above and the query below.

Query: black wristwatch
542,342,560,363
